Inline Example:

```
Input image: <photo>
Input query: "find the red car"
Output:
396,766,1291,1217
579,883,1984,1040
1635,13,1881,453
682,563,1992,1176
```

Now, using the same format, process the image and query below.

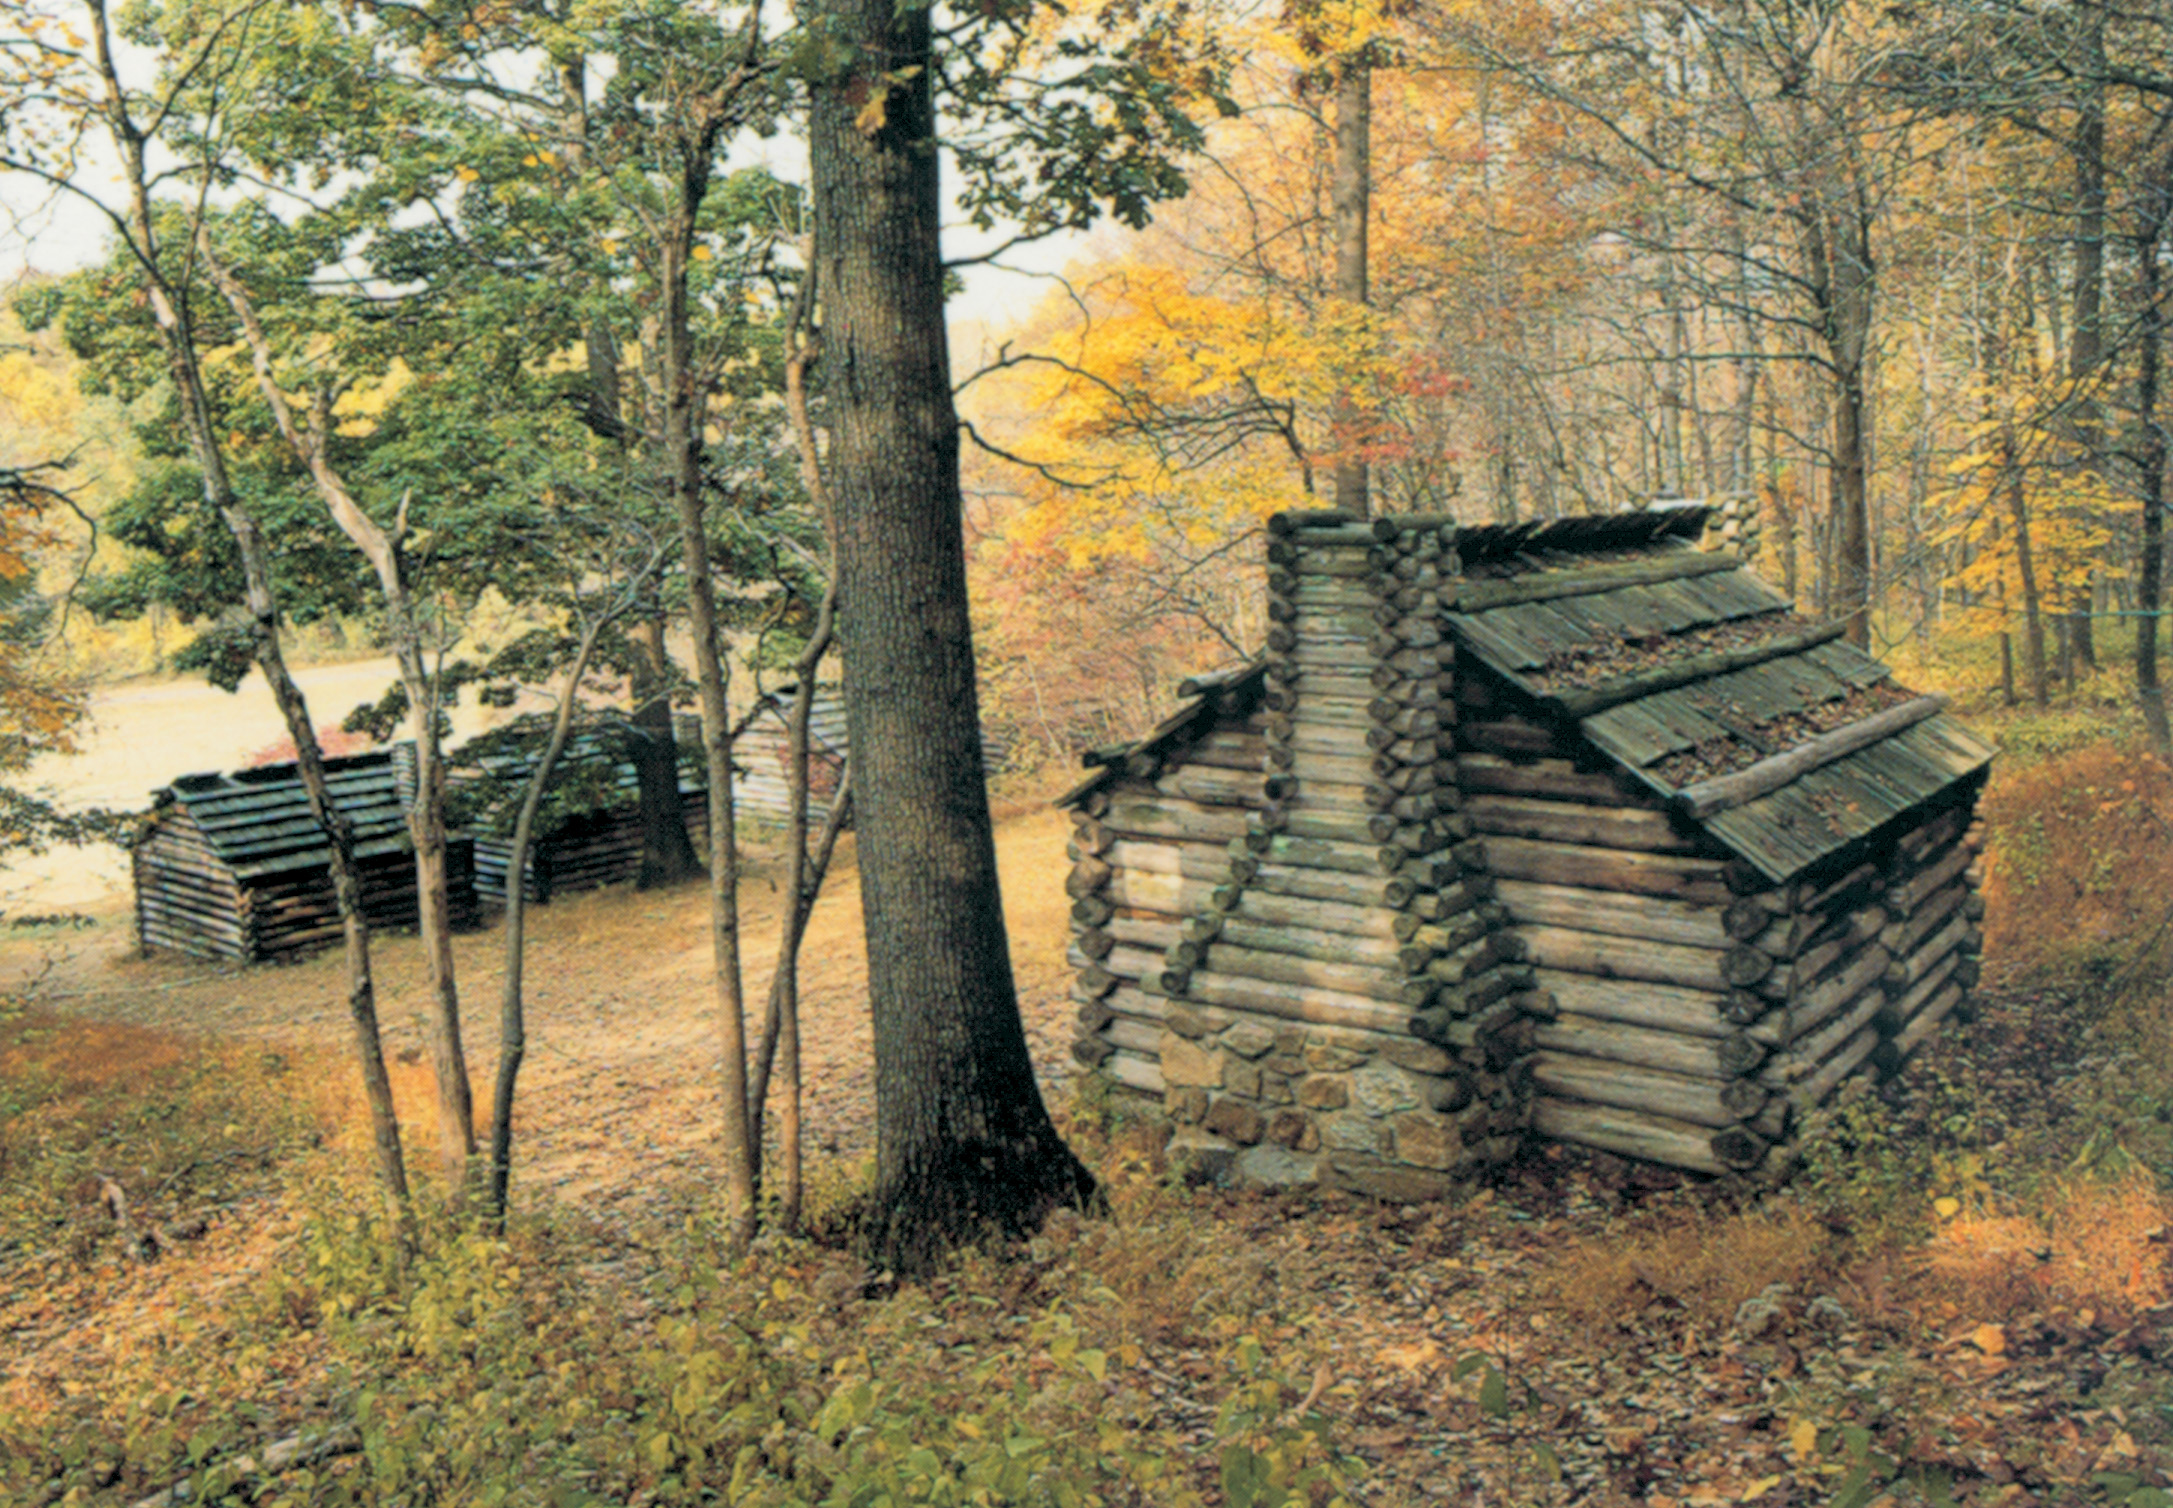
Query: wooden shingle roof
1445,514,1995,883
151,753,413,879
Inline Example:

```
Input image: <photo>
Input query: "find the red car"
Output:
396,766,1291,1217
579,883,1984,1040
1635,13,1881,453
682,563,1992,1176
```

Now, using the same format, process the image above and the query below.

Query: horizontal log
1101,1048,1167,1097
1878,947,1961,1034
1532,1052,1768,1129
1671,695,1949,820
1197,942,1430,1005
1762,972,1888,1086
1465,795,1705,855
1104,870,1220,918
1226,888,1402,939
1883,979,1967,1067
1530,970,1735,1039
1178,970,1415,1035
1788,903,1889,990
1107,916,1181,953
1103,839,1231,883
1457,549,1741,612
1535,1013,1764,1080
1493,878,1731,950
1271,749,1381,785
1519,925,1737,993
1455,719,1570,758
1153,765,1267,809
1210,916,1404,970
1752,943,1884,1050
1789,1024,1881,1110
1454,754,1640,805
1531,1097,1733,1175
1233,833,1402,877
1239,863,1417,909
1879,879,1970,958
1884,912,1973,991
1068,943,1164,992
1482,836,1734,904
1886,838,1977,916
1098,796,1254,846
1183,730,1269,770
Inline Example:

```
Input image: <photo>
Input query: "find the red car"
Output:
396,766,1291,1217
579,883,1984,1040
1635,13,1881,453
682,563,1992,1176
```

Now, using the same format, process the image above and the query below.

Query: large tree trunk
1331,56,1371,519
809,0,1096,1273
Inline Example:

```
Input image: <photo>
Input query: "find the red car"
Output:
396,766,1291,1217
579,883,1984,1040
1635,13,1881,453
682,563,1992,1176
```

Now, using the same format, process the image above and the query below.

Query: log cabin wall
1064,505,1995,1191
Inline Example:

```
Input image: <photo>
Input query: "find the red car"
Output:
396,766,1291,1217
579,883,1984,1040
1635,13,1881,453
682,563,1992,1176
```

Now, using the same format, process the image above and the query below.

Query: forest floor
4,808,2172,1505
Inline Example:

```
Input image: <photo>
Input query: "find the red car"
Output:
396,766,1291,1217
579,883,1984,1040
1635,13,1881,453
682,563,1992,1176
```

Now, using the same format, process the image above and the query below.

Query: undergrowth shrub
1980,739,2173,990
1532,1202,1841,1333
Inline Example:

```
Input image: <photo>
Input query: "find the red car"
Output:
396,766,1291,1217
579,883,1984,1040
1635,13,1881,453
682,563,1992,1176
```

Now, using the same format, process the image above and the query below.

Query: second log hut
1061,506,1993,1188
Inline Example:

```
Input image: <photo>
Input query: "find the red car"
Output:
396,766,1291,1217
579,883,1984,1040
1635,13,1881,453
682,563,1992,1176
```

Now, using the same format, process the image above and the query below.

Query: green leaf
1478,1366,1509,1419
1221,1443,1270,1508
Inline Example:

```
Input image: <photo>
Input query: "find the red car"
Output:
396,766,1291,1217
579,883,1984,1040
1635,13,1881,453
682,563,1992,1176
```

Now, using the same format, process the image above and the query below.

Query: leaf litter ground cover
3,811,2170,1506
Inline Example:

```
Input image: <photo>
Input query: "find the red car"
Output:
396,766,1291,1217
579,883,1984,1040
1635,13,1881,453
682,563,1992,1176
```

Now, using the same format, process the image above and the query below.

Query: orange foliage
1978,742,2173,975
1922,1177,2173,1324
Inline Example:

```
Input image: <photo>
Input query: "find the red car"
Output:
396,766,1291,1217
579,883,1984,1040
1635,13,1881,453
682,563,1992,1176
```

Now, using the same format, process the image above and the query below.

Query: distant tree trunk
2067,15,2107,674
629,607,704,887
2135,154,2170,753
1331,56,1371,519
657,174,757,1237
809,0,1096,1273
2005,427,2051,707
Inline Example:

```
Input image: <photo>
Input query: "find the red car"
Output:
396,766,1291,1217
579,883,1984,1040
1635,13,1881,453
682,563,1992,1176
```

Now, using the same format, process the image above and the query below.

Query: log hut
734,687,851,829
1061,506,1993,1186
735,684,1009,829
448,721,709,904
133,751,479,962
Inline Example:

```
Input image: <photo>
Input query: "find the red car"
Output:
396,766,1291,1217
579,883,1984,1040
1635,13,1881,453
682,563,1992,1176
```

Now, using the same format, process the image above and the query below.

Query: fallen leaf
1971,1323,2008,1356
1788,1417,1819,1458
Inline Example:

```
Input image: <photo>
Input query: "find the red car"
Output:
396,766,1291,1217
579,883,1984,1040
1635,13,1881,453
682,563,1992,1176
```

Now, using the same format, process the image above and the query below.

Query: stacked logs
1065,667,1270,1100
1450,677,1779,1173
1700,495,1764,564
1068,511,1540,1196
1464,655,1987,1174
1736,801,1985,1117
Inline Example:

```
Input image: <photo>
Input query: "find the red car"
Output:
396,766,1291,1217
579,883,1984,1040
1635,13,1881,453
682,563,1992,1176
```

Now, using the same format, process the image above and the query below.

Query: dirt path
5,806,1084,1215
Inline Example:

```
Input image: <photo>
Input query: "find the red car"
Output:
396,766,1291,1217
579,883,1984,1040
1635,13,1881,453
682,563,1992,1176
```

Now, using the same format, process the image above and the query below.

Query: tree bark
809,0,1095,1273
